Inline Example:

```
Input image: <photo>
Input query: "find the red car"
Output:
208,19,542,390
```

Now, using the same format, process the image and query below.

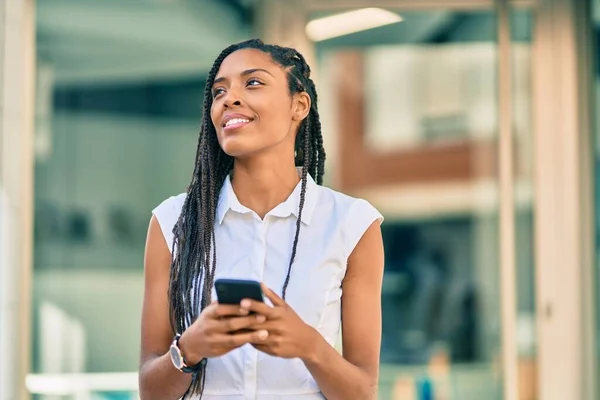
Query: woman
139,39,384,400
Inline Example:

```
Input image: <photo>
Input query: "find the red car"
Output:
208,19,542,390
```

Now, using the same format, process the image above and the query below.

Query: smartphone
214,278,264,306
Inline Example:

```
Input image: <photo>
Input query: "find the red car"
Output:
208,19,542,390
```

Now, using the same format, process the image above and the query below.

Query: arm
303,220,384,400
138,216,193,400
139,216,271,399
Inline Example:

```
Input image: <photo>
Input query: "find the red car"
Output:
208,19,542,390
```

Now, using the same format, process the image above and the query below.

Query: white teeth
225,118,250,127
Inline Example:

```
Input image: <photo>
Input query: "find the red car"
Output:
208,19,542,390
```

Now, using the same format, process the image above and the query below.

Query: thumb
261,283,286,307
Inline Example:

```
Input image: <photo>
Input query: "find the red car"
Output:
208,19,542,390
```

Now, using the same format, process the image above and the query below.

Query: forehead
215,48,282,78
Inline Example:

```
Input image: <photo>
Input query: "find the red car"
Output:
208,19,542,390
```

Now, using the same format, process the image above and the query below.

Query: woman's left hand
241,284,320,360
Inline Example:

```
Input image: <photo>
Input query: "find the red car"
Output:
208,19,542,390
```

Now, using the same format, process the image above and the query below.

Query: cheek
258,99,293,137
210,103,219,127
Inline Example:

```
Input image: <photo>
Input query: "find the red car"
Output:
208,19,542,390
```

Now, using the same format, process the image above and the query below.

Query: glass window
28,2,536,399
510,7,536,400
316,9,502,399
313,6,532,398
31,1,253,398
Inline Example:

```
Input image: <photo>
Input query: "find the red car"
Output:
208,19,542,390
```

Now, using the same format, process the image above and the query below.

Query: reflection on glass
30,2,536,399
511,8,536,400
364,43,496,152
316,9,505,400
32,1,252,398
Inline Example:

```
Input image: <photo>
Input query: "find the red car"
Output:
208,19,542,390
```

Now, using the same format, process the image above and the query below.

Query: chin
221,147,248,158
218,133,280,159
219,139,258,158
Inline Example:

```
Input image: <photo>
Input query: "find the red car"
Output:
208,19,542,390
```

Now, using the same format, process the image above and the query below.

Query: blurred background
0,0,598,399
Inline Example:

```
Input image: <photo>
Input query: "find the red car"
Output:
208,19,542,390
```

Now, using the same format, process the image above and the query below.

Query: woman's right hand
178,302,268,364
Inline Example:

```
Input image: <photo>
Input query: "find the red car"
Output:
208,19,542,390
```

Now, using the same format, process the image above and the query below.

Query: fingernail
257,330,268,340
256,315,266,323
241,299,251,308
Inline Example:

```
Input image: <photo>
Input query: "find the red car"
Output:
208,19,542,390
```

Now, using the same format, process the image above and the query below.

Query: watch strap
174,333,206,374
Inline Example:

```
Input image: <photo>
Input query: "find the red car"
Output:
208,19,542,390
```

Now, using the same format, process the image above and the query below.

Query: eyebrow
213,68,274,85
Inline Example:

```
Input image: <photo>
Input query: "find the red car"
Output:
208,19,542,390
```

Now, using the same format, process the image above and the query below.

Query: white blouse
152,172,383,400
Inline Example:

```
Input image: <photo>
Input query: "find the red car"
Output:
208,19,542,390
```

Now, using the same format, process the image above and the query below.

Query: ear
291,92,311,122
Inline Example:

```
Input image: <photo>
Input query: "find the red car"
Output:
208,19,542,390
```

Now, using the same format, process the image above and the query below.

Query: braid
168,39,327,398
304,78,326,185
282,117,311,299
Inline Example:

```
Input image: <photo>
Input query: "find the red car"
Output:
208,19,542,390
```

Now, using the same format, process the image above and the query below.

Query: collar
216,168,318,226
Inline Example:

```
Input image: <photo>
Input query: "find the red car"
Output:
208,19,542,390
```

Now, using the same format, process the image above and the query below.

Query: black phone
214,278,264,305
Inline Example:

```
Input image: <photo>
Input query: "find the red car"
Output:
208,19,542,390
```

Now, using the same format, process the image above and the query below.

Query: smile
223,118,252,131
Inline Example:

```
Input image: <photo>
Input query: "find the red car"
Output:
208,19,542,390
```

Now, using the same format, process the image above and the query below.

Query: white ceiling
37,0,251,87
36,1,505,88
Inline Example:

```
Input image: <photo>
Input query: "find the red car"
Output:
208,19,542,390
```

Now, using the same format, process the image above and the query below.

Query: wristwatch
169,333,206,373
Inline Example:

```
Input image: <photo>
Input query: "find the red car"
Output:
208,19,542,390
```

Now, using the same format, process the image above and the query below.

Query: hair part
168,39,326,397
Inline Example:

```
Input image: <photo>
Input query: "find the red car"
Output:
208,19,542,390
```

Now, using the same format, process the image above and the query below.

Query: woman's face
210,48,310,159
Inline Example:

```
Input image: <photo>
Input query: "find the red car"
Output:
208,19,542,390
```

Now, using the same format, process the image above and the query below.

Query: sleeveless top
152,172,383,400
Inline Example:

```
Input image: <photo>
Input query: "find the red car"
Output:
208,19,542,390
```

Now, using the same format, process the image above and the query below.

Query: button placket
243,217,269,400
259,217,270,282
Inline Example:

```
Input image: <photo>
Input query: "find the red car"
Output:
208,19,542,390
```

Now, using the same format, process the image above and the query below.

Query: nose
223,89,243,108
224,99,241,108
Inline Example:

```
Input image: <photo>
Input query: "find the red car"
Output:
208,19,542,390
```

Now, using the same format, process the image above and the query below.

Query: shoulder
314,186,384,258
315,185,383,223
153,192,187,216
151,192,187,254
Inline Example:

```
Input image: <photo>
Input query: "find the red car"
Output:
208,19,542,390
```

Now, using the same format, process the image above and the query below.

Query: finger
211,304,250,318
245,320,278,333
251,343,275,354
251,334,278,349
203,302,219,317
239,298,276,317
261,284,286,307
217,314,267,333
214,329,269,348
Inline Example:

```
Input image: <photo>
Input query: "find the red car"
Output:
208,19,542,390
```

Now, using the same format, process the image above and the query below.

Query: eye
246,78,263,87
212,87,225,98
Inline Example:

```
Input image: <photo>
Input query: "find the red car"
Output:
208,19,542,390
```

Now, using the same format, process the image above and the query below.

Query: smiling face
210,48,310,159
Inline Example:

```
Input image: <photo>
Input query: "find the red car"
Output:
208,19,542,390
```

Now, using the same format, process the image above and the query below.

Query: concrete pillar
533,0,596,398
0,0,35,399
252,0,344,188
254,0,316,79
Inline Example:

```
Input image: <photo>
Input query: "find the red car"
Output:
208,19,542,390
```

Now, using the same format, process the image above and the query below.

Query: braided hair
168,39,326,397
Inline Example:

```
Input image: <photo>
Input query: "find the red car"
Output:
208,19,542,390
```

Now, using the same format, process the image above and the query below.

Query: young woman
139,39,385,400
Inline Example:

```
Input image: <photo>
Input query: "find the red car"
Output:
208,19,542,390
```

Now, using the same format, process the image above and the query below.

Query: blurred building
0,0,598,399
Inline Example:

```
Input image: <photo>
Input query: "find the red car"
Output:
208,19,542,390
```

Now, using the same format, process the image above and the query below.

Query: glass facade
313,6,535,399
594,0,600,395
0,0,591,399
511,7,536,399
31,1,253,398
28,2,541,399
316,9,504,399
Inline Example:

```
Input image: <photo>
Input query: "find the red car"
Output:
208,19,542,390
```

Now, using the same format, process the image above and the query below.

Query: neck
230,155,300,219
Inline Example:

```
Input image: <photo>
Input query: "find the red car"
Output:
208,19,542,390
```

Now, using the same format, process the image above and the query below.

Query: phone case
214,278,264,305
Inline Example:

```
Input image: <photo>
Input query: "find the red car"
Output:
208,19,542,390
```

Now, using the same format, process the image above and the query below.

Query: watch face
169,344,183,369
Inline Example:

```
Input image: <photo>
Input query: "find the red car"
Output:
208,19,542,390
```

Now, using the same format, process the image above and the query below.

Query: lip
222,113,254,131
